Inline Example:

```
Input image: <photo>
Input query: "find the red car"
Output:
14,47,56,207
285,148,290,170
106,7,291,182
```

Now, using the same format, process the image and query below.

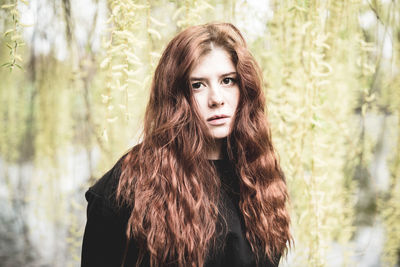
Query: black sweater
81,158,280,267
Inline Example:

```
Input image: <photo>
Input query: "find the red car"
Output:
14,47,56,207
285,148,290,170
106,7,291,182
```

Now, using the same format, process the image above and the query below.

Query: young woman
81,22,291,267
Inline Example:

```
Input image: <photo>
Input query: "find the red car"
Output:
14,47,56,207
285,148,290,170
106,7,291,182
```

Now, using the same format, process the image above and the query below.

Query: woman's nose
208,84,224,107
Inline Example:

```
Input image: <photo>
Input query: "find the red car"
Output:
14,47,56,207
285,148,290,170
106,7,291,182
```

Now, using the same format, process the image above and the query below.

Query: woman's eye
222,77,236,85
191,82,202,89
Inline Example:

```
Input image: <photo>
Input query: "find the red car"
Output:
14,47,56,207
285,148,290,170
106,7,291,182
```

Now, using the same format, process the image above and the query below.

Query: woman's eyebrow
189,76,207,81
220,71,237,77
190,72,237,81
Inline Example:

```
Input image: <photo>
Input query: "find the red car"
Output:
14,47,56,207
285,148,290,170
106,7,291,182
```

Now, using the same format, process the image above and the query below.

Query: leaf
101,94,111,104
147,28,161,40
365,93,376,102
114,30,135,40
149,16,166,27
3,29,14,37
172,6,184,21
131,3,149,9
149,52,161,58
124,50,140,62
123,68,140,77
111,64,128,71
111,71,122,78
11,34,22,41
117,83,128,91
100,57,110,69
1,4,15,9
14,54,22,62
201,1,214,10
301,21,312,35
19,22,34,27
112,5,120,16
107,116,118,123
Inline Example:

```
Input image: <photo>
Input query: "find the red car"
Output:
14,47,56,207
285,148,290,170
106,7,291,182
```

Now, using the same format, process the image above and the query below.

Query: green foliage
99,0,150,164
173,0,214,29
1,0,29,71
379,49,400,266
262,1,363,265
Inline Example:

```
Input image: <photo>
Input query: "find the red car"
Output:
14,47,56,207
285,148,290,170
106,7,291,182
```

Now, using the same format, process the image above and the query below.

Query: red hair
117,22,291,266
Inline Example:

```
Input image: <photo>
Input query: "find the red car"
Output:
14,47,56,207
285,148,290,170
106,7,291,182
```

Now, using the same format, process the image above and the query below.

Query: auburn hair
117,22,292,267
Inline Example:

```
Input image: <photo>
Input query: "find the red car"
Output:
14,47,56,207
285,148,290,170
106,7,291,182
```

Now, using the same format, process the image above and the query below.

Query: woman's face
189,47,240,140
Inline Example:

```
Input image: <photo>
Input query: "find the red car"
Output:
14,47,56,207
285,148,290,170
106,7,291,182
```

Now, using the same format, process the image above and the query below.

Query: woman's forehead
190,47,236,78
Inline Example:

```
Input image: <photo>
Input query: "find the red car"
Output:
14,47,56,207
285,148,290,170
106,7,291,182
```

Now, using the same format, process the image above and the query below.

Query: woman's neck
207,139,223,160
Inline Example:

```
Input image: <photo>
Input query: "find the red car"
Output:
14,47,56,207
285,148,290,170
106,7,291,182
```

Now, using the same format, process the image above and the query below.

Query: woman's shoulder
85,154,128,215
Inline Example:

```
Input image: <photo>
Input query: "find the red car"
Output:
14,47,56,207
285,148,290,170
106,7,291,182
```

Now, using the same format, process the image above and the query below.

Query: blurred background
0,0,399,266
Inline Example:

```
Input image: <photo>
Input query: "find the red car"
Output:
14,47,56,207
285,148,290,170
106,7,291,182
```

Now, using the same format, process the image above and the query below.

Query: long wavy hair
117,22,291,267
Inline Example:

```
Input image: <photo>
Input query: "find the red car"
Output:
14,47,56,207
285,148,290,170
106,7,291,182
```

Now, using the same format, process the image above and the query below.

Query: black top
81,158,280,267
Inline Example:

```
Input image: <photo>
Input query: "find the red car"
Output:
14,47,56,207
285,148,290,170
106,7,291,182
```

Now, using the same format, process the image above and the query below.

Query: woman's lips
207,117,229,126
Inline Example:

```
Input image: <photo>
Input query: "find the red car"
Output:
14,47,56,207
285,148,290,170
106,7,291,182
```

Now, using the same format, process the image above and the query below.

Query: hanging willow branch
1,0,29,71
264,0,364,265
173,0,214,29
